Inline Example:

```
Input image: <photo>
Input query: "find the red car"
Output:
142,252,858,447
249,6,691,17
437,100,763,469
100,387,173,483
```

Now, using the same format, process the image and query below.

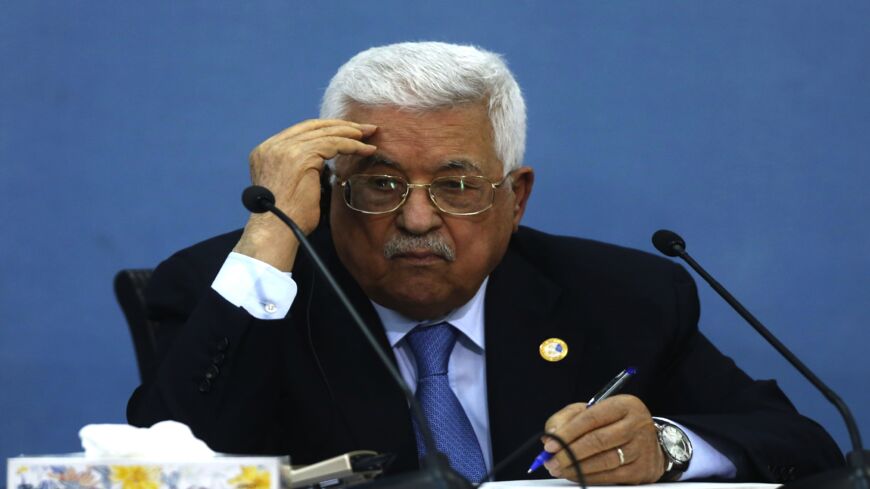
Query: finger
280,118,373,139
547,395,637,453
546,396,655,471
551,420,662,484
308,136,378,160
255,120,374,152
554,457,654,485
291,124,372,143
569,434,644,476
543,403,586,442
562,415,634,462
544,417,633,474
581,460,655,486
264,135,377,165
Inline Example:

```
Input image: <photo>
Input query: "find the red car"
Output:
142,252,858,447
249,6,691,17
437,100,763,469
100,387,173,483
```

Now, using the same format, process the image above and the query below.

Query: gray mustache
383,233,456,262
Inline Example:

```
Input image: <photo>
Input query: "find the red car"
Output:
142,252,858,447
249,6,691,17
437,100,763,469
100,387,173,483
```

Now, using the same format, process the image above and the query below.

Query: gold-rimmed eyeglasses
339,173,513,216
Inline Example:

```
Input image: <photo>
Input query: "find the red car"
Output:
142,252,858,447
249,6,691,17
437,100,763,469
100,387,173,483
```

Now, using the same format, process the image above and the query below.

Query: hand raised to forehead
248,119,377,234
233,119,377,271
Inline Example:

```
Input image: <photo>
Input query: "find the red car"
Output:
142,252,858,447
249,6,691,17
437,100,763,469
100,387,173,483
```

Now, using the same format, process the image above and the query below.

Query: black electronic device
283,451,395,488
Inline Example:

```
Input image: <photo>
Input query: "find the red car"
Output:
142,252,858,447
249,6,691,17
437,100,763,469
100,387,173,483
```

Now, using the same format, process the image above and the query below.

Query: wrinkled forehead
334,103,502,178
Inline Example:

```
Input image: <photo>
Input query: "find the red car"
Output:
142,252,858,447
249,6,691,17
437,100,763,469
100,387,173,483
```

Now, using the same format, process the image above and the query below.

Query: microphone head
241,185,276,214
652,229,686,257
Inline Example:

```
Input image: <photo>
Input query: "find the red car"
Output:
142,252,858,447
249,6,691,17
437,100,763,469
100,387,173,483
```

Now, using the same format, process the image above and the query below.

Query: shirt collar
373,277,489,351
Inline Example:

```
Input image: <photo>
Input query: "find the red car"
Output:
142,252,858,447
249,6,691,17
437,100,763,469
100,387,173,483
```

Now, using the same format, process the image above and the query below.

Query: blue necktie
406,322,487,482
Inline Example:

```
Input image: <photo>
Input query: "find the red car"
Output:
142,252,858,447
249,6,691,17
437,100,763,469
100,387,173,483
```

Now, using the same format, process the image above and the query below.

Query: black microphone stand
242,186,472,489
652,230,869,489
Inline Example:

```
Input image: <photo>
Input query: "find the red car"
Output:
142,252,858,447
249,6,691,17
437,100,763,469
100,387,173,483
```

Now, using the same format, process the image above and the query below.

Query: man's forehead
346,103,491,137
339,104,501,175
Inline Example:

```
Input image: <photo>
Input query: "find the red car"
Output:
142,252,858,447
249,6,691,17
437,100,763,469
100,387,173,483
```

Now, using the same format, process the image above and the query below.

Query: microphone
652,229,868,489
651,229,684,257
241,185,275,213
241,185,472,489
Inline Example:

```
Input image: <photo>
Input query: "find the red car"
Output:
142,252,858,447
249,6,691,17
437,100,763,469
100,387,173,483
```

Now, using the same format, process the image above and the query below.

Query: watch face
661,425,692,463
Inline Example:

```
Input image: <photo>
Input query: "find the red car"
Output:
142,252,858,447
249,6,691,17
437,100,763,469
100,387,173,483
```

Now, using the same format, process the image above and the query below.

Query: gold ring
617,447,626,466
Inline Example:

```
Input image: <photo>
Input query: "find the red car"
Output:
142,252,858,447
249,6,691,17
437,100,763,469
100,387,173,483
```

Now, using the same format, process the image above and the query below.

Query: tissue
79,420,215,459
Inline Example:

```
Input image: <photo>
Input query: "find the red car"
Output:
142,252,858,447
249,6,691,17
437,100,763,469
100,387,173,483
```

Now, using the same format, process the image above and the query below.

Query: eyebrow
355,154,485,174
442,158,484,174
354,154,400,172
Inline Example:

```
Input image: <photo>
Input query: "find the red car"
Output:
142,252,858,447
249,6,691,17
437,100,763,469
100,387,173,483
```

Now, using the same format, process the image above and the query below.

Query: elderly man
127,42,842,484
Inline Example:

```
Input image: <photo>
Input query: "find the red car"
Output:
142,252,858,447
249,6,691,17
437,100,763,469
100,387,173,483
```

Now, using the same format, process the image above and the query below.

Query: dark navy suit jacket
127,225,843,482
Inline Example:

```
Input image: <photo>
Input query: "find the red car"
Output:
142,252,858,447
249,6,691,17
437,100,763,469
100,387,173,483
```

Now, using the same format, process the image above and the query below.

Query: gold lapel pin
539,338,568,362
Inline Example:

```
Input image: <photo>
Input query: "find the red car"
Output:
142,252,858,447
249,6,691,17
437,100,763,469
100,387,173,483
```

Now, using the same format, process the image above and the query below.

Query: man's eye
442,179,464,190
439,178,479,191
370,177,400,190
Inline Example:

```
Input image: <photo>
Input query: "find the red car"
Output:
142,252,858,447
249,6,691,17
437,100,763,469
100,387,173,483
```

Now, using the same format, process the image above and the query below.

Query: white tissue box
7,454,283,489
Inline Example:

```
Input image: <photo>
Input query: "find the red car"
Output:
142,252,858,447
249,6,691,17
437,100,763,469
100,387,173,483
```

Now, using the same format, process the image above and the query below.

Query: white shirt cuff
655,417,737,481
211,252,298,320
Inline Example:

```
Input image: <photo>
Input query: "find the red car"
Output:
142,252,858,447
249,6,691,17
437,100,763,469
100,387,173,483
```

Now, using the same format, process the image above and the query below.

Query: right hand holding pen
233,119,378,270
542,395,664,485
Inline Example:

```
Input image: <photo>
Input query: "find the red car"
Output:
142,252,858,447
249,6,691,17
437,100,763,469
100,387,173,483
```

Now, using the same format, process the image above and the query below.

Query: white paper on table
479,481,780,489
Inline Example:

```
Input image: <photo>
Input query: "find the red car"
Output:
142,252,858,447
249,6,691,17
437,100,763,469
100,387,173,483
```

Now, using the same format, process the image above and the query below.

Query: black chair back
114,269,158,383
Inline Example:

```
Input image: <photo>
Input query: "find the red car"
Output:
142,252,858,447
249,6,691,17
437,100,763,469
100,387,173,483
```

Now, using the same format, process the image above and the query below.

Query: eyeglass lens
344,175,494,214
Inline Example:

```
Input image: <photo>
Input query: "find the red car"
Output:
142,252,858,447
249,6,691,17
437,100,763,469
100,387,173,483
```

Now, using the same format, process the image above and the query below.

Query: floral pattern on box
8,457,279,489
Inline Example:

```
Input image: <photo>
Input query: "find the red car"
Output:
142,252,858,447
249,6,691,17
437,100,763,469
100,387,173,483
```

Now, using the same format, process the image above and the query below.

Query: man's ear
509,166,535,232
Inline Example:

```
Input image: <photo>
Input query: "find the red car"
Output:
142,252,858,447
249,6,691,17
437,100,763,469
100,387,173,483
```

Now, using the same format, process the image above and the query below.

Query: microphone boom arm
653,230,867,487
676,249,864,464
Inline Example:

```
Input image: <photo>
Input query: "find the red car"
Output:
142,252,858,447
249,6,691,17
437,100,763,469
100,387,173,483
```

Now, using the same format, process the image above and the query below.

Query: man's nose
396,187,442,234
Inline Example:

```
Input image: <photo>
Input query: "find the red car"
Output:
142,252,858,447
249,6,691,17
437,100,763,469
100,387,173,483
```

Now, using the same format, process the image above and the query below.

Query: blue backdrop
2,0,868,481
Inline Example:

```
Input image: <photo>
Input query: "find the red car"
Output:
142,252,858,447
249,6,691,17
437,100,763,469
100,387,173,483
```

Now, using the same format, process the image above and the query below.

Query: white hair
320,42,526,175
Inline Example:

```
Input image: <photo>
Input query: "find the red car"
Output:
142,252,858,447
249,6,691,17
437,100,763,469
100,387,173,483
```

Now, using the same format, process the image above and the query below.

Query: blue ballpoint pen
526,367,637,474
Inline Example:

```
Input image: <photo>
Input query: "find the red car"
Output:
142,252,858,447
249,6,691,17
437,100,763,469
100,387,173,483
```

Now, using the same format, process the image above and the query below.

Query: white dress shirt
211,251,735,479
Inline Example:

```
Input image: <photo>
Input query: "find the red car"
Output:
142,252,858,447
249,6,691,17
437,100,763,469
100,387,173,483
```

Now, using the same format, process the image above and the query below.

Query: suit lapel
484,244,586,480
